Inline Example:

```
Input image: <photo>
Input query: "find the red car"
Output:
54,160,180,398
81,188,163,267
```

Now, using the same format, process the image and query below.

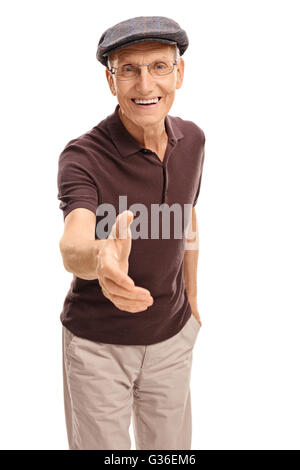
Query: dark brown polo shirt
57,104,206,345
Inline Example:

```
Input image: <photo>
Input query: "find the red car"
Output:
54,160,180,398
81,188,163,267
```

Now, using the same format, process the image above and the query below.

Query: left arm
183,207,202,326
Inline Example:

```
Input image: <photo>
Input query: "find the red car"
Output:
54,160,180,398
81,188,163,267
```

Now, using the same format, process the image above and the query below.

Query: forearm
184,249,199,309
60,238,106,280
183,207,199,310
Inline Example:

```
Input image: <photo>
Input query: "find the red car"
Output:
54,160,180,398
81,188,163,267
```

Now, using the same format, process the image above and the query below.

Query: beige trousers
62,313,201,450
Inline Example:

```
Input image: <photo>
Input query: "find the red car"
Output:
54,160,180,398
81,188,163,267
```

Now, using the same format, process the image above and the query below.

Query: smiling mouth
131,97,162,106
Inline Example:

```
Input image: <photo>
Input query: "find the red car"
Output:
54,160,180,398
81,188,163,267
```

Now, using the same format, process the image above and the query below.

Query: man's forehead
112,43,174,63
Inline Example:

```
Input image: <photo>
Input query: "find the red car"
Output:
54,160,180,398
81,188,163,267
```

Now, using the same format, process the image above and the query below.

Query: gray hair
107,44,181,70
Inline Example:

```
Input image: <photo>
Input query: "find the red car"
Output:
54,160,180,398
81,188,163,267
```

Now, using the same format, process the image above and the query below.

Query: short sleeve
57,143,99,221
193,133,206,207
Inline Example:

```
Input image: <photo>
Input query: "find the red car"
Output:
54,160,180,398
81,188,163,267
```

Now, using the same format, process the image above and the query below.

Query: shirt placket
140,139,176,205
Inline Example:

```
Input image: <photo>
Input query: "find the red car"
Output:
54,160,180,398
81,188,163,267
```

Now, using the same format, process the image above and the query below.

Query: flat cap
96,16,189,67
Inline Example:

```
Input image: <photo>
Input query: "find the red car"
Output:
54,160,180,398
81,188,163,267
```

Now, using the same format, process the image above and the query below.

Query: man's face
105,41,184,127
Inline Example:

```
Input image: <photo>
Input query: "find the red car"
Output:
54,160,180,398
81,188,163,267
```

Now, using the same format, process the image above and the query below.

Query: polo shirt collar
107,104,184,159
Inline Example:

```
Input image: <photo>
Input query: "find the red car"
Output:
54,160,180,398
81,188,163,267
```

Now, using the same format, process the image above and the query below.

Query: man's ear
105,68,116,96
176,58,184,90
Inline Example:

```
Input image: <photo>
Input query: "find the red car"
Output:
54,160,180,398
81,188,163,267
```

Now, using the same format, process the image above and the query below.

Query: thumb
112,210,134,264
109,210,133,241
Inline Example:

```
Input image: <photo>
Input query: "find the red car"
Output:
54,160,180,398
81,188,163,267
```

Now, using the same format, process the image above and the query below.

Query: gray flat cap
96,16,189,67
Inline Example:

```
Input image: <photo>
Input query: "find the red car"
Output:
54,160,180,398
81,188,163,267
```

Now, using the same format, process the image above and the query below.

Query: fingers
97,259,154,313
100,278,154,313
98,258,134,290
103,276,153,301
112,300,151,313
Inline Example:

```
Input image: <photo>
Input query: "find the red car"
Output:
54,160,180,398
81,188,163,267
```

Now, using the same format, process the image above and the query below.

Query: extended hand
96,210,154,313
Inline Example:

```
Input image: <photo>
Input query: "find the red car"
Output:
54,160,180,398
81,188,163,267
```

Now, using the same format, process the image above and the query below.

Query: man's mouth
131,97,162,107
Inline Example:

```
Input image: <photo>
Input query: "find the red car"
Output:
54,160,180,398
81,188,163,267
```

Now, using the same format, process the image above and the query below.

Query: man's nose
135,66,155,90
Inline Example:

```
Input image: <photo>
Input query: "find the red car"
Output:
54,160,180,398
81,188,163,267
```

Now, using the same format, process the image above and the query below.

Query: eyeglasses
107,59,178,81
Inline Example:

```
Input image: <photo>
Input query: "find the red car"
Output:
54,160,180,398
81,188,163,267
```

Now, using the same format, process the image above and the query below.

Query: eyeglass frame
107,59,178,81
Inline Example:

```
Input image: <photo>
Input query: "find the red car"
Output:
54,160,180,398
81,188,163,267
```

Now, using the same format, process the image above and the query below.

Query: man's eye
154,62,167,70
121,65,135,72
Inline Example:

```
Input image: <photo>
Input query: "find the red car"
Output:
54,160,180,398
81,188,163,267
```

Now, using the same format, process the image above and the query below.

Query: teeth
134,97,159,104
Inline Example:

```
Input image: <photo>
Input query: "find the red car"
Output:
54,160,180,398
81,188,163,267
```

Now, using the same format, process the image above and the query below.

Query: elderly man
57,16,206,450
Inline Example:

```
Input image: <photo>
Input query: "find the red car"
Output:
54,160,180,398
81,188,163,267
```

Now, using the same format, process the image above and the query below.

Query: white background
0,0,299,450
